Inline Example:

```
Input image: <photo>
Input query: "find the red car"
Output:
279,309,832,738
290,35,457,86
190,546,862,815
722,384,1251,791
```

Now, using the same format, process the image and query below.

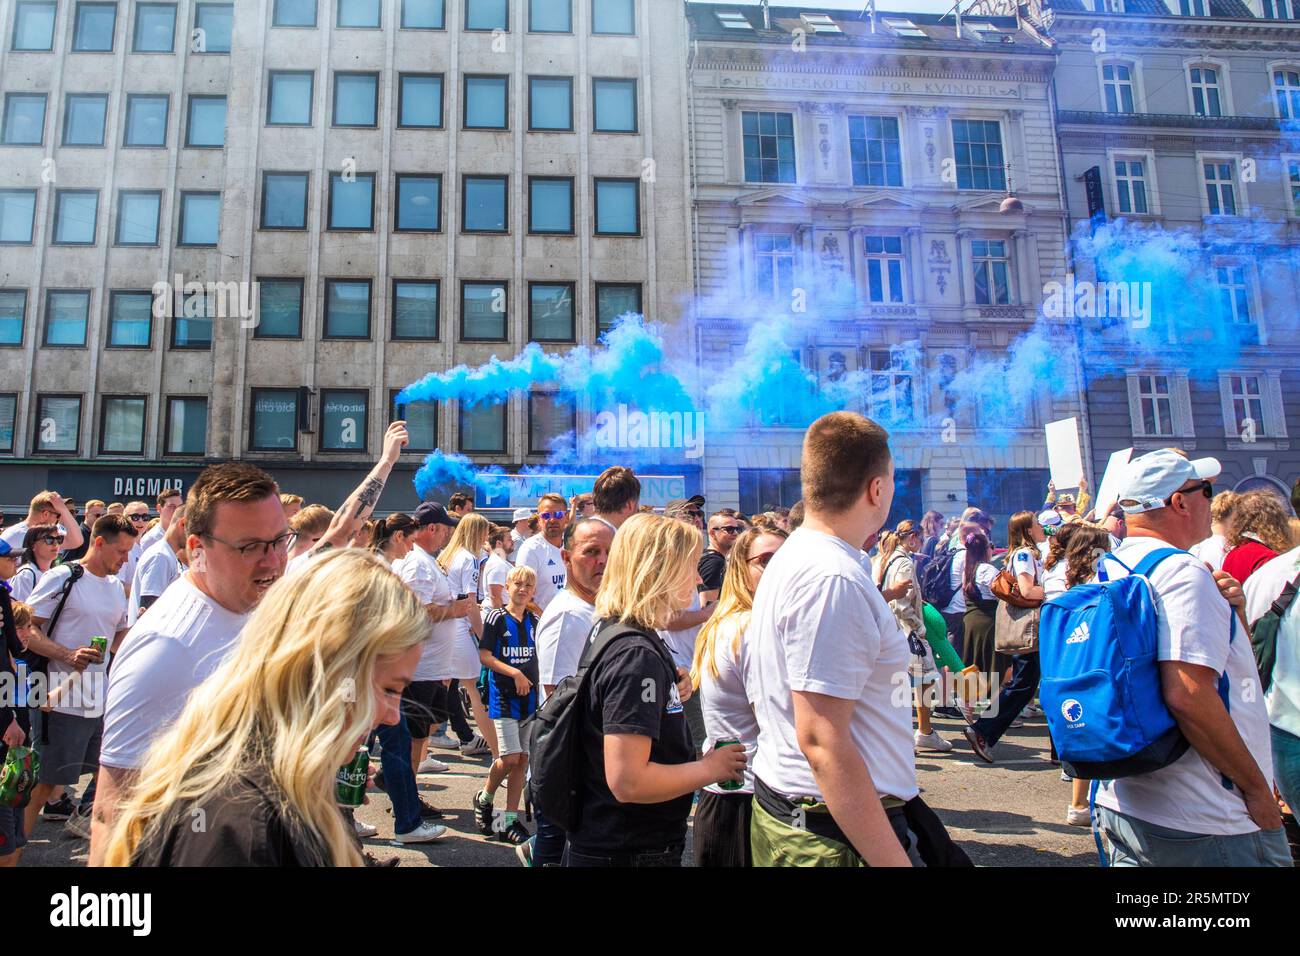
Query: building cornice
1058,109,1289,133
690,48,1054,84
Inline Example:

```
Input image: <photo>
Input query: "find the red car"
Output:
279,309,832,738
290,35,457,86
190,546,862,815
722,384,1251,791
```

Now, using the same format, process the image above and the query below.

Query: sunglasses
128,514,148,522
1168,479,1213,503
747,550,779,569
714,525,743,535
539,511,567,521
40,535,64,545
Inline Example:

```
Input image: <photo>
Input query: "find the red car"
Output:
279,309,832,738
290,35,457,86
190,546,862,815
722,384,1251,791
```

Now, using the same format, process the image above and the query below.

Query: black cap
414,501,458,527
686,494,705,507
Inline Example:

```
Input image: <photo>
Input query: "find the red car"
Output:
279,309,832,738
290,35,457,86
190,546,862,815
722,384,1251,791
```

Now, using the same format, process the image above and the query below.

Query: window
461,281,507,340
464,75,508,129
333,73,378,126
0,291,26,345
1263,0,1298,15
592,0,634,34
1189,66,1222,117
595,283,640,334
100,396,146,454
1203,160,1237,216
194,4,233,52
391,391,437,451
971,239,1011,305
165,396,207,454
63,94,108,146
255,278,304,338
529,177,573,234
186,95,226,146
864,236,905,304
395,174,441,231
0,190,37,243
124,94,168,146
1227,375,1264,435
882,16,926,37
593,178,638,235
324,280,371,338
1179,0,1207,13
1101,62,1136,114
529,77,572,131
328,172,375,230
398,74,443,127
171,300,212,349
133,3,176,51
1217,265,1255,339
951,119,1005,190
35,395,81,453
115,190,161,245
337,0,380,27
964,469,1050,531
738,469,801,514
1274,70,1300,120
1289,159,1300,217
178,191,220,245
44,291,90,346
754,233,795,301
0,394,15,452
465,0,508,31
2,93,46,145
261,173,308,229
528,392,574,455
267,71,314,126
593,78,636,132
320,389,368,451
393,280,439,339
1113,158,1149,214
867,349,915,425
459,402,505,453
12,2,57,50
1136,374,1174,436
801,12,841,32
530,0,570,31
402,0,444,28
848,115,902,187
742,111,795,183
73,2,117,51
250,388,299,451
54,190,99,245
273,0,316,26
462,175,507,232
529,282,575,341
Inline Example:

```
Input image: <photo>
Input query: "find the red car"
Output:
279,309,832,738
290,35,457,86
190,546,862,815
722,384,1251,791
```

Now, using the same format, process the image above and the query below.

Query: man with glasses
1091,449,1290,867
516,493,569,613
1,491,84,554
91,463,290,864
699,509,743,604
118,501,152,598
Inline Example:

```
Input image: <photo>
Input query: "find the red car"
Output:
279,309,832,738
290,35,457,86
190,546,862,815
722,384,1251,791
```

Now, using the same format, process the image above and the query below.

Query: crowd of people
1,413,1298,868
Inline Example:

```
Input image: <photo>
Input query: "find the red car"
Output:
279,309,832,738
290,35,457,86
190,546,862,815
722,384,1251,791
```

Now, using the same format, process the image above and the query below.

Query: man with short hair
136,489,182,553
1091,449,1289,867
128,505,187,624
1,491,83,553
90,464,291,864
449,492,474,518
279,493,304,521
516,493,569,612
591,466,641,532
699,510,744,603
61,500,105,562
106,503,124,515
118,501,151,595
507,508,533,563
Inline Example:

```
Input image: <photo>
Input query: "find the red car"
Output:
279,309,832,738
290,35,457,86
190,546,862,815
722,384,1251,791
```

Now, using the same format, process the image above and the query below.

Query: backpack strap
1268,568,1300,622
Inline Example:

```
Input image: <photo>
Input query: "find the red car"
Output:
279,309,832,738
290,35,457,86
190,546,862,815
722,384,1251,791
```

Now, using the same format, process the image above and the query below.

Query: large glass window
12,2,57,50
462,175,507,232
459,402,505,453
333,72,378,126
1102,63,1136,114
864,236,905,304
100,396,146,454
754,233,795,301
267,71,314,126
186,95,226,147
529,76,572,131
54,190,99,245
1274,69,1300,120
337,0,380,27
328,172,375,230
35,395,81,453
0,394,15,452
1228,375,1264,435
115,190,161,245
324,279,371,338
250,389,299,450
1289,159,1300,217
1137,374,1174,436
255,278,304,338
591,0,634,34
273,0,316,26
194,4,233,52
391,392,437,450
461,281,507,340
1217,265,1254,333
971,239,1011,305
592,78,636,133
952,120,1005,190
1203,160,1237,216
1114,158,1149,215
849,115,902,187
63,94,108,145
261,173,309,229
595,283,640,334
171,302,212,349
398,74,443,127
395,174,441,231
124,94,168,146
72,2,117,51
108,291,153,346
742,111,795,183
529,392,574,455
529,283,575,341
393,280,439,339
402,0,444,28
593,178,638,235
530,0,570,31
738,468,801,515
0,190,37,243
465,0,508,30
2,93,46,145
44,291,90,346
133,3,176,52
529,177,573,234
464,75,508,129
0,291,26,345
178,191,220,245
165,396,207,454
1189,66,1222,117
867,349,915,425
320,389,368,450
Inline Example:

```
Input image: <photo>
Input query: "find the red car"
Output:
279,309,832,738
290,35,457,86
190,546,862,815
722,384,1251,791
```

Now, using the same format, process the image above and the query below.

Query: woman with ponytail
368,513,417,566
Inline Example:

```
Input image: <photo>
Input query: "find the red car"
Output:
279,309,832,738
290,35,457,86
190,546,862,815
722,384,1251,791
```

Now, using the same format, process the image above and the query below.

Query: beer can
335,746,369,807
89,636,108,657
715,737,743,791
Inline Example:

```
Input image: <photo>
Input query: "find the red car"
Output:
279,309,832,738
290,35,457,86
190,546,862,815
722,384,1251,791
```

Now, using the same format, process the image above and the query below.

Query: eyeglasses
127,514,148,523
202,530,296,559
539,511,567,521
714,525,743,535
747,550,778,569
40,535,64,545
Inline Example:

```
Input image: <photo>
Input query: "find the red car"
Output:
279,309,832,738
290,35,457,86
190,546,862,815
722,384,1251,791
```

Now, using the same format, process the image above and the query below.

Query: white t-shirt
1008,546,1042,586
1244,545,1300,740
1093,536,1273,836
481,551,511,607
128,538,184,625
398,545,460,683
535,587,596,701
746,527,917,803
1041,558,1068,599
1037,539,1052,562
7,563,43,603
0,522,30,549
941,552,997,613
516,534,566,611
700,613,758,796
658,590,703,671
284,550,316,576
100,575,248,769
119,539,145,595
443,548,484,680
137,521,165,554
1190,533,1227,572
28,563,129,718
507,528,527,564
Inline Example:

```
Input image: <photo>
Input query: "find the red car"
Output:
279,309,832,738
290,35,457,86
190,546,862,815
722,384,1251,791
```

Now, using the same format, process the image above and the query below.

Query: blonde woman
690,527,787,867
102,550,428,866
567,513,746,867
436,512,497,757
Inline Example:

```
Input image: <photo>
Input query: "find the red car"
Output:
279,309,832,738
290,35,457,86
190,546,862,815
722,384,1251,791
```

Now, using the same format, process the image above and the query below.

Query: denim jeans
1273,724,1300,814
564,843,684,867
972,652,1040,747
375,714,422,835
1096,805,1293,867
531,809,567,867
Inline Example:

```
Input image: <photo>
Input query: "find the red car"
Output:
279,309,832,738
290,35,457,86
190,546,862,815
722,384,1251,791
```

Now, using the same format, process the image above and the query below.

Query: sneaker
417,756,449,774
354,818,379,839
417,798,444,821
428,732,461,751
962,726,995,764
64,806,93,840
914,730,954,753
1060,770,1072,782
498,819,531,846
1009,717,1025,729
473,789,495,836
1023,703,1044,718
1066,806,1092,827
932,706,964,721
392,821,447,844
460,734,491,757
959,704,979,727
516,836,534,867
41,794,76,821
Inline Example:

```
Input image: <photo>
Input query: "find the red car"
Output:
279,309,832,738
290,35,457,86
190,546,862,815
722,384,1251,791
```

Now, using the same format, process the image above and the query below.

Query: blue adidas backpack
1038,547,1234,781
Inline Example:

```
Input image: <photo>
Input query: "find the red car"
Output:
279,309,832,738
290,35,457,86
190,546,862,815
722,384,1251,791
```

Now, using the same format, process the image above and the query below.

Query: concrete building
686,3,1084,527
0,0,694,512
1042,0,1300,504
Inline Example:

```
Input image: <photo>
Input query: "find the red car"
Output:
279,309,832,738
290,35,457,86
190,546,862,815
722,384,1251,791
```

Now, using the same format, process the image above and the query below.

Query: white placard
1092,447,1134,520
1044,418,1084,490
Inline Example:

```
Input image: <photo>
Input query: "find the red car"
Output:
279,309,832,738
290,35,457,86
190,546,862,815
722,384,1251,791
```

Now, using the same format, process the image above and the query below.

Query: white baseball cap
1117,450,1221,514
1038,510,1063,533
511,508,533,522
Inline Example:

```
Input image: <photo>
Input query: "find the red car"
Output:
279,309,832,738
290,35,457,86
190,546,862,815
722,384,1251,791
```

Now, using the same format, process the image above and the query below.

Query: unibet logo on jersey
546,558,564,591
